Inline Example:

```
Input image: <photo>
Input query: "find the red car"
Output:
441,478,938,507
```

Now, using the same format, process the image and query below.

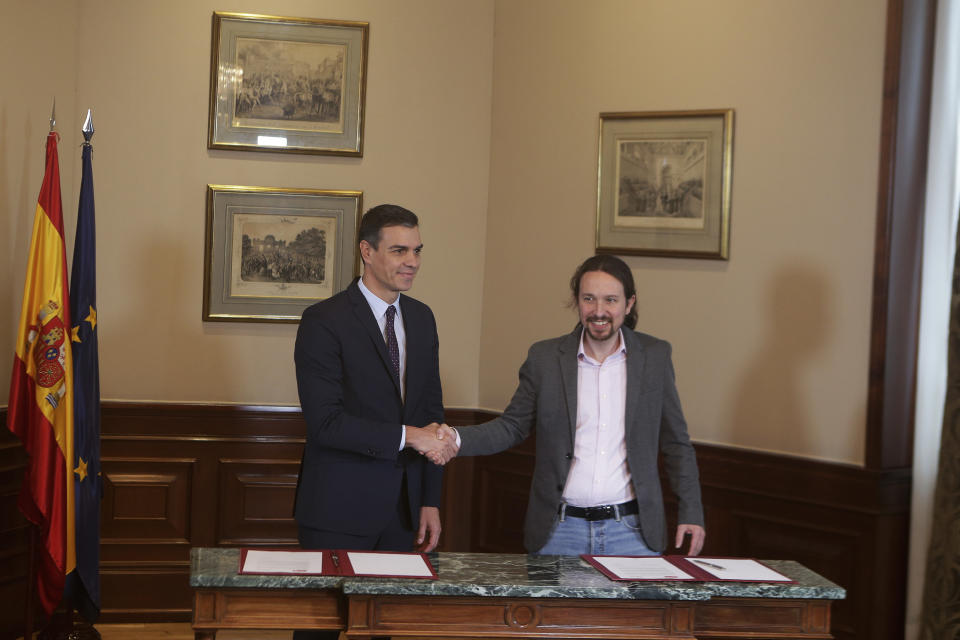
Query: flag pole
37,106,103,640
63,108,102,639
82,109,93,143
24,96,58,640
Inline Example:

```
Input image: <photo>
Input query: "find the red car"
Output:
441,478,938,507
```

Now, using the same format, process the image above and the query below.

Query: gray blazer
458,327,704,553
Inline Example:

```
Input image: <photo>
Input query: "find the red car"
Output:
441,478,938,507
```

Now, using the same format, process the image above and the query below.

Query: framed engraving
208,12,369,155
203,185,361,322
596,110,734,259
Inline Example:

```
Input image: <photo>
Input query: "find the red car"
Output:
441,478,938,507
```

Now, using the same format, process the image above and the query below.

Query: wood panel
692,599,831,638
216,459,299,545
0,0,934,636
695,446,909,640
193,589,344,632
95,404,307,622
465,423,908,640
0,402,912,640
102,458,194,542
348,594,695,638
0,406,44,639
469,436,533,554
866,0,936,471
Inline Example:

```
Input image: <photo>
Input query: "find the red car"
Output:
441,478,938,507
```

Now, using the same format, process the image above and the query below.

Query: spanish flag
7,131,75,615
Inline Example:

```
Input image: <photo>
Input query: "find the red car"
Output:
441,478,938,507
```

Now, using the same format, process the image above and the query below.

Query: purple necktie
385,305,400,380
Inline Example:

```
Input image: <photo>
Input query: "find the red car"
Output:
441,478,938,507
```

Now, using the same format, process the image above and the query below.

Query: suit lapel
558,328,581,447
623,330,646,442
398,295,420,410
348,281,402,398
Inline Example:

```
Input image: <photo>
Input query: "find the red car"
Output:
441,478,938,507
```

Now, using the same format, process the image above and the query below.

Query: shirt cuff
399,425,406,451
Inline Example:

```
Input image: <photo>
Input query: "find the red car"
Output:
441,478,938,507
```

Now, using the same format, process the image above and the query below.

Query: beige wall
479,0,885,465
4,0,887,465
2,0,494,407
2,0,80,406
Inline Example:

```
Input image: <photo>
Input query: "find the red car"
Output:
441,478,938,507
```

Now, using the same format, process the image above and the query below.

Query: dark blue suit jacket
293,279,444,536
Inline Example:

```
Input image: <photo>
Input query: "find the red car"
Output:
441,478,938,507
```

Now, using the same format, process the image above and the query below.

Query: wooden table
191,549,845,640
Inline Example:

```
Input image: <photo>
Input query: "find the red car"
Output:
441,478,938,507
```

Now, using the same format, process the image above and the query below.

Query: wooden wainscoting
96,403,304,622
0,406,40,640
457,410,910,640
0,403,908,640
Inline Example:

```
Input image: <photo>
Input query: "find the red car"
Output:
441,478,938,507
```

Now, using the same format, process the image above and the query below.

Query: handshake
405,423,460,465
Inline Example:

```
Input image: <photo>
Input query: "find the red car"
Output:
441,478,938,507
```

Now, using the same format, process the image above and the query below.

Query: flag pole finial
49,99,56,132
82,110,94,143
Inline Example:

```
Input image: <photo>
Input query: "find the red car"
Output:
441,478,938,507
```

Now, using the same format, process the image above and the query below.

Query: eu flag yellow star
75,457,89,482
85,305,97,331
72,325,81,343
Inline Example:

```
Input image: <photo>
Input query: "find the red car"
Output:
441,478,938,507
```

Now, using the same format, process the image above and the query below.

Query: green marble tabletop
190,548,845,602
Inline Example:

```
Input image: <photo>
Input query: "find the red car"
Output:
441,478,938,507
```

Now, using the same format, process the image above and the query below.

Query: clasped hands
405,423,459,465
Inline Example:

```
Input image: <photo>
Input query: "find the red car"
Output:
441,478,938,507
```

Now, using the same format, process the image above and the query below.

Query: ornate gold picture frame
208,12,369,156
596,110,734,259
203,185,362,322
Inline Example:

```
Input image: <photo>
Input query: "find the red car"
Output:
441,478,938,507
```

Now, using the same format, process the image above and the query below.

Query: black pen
331,551,340,572
693,559,726,571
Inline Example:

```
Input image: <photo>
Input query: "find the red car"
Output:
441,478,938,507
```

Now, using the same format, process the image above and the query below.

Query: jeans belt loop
559,502,567,522
613,503,622,522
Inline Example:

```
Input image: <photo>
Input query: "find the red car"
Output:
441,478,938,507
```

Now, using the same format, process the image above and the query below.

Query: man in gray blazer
439,255,705,556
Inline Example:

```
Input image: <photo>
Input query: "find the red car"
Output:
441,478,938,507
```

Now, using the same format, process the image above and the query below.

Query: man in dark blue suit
293,205,454,609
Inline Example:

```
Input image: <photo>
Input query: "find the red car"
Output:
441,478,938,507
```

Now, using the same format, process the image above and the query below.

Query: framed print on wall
203,185,362,323
596,110,734,259
208,12,369,156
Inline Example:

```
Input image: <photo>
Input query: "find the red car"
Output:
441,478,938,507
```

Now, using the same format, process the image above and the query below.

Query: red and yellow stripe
7,131,75,615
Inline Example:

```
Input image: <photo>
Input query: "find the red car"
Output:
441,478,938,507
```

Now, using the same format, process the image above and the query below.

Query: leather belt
561,499,638,521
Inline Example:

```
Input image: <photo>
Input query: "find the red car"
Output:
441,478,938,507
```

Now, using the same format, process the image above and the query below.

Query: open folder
238,549,438,579
582,555,795,583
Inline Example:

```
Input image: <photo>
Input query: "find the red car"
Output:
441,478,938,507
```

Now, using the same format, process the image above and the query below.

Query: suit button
556,484,563,491
565,453,572,460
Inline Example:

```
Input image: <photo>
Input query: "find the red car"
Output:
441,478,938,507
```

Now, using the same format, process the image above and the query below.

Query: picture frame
203,185,362,323
208,12,369,156
596,110,734,259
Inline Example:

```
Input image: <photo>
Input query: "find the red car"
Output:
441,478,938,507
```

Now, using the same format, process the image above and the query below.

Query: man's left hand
416,506,442,551
675,524,705,556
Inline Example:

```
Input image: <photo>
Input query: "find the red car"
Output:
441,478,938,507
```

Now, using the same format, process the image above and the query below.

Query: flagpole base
37,611,101,640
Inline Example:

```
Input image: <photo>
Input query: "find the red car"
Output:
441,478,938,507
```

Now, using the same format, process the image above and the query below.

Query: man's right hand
405,423,459,465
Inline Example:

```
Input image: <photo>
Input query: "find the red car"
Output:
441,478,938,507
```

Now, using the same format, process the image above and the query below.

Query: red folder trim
581,554,796,583
580,554,698,582
343,550,439,580
238,548,334,576
238,548,437,579
668,556,796,583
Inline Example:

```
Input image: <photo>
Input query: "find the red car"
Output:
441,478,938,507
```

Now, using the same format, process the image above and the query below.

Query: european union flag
67,134,101,622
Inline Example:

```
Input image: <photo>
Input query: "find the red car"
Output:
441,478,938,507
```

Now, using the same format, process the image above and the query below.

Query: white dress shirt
562,329,636,508
357,277,408,449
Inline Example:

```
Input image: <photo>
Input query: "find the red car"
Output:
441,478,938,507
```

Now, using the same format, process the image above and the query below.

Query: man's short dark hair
570,254,638,330
358,204,419,248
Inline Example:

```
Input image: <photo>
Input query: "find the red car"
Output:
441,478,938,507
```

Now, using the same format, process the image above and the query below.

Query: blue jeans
535,511,658,556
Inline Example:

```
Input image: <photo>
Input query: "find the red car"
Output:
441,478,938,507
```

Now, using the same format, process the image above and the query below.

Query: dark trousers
292,485,415,640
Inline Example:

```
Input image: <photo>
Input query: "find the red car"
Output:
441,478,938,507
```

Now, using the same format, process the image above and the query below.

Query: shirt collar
357,276,398,319
577,328,627,363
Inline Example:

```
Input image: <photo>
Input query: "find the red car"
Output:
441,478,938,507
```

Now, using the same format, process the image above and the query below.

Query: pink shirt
562,330,636,508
